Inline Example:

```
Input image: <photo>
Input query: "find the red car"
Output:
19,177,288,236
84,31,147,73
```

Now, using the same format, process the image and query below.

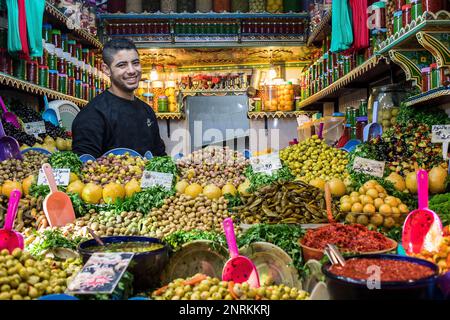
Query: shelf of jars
377,11,450,54
45,1,103,50
404,87,450,107
155,112,185,120
296,56,384,109
181,88,248,96
247,110,313,119
97,12,309,20
0,72,88,107
307,9,331,47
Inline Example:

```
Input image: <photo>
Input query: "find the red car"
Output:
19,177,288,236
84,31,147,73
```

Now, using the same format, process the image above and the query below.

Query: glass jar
231,0,248,12
68,77,75,96
51,29,62,48
393,11,403,34
151,81,165,109
49,70,58,91
278,82,294,111
42,23,52,43
61,34,68,53
368,84,407,130
249,0,265,12
421,67,431,92
161,0,177,12
27,59,38,84
402,4,412,26
75,80,83,98
13,58,26,80
196,0,213,12
38,65,49,87
0,48,12,74
356,117,368,141
262,85,278,112
411,0,423,20
68,40,76,57
177,0,195,12
359,99,368,117
346,107,357,127
142,0,160,12
165,80,178,112
422,0,444,13
266,0,282,13
58,73,68,94
283,0,301,12
213,0,230,12
75,44,83,61
430,63,440,89
82,83,89,100
158,95,168,112
253,98,262,111
396,0,405,10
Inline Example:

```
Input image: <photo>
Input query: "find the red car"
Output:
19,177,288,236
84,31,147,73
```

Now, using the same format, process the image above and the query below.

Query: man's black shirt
72,90,166,158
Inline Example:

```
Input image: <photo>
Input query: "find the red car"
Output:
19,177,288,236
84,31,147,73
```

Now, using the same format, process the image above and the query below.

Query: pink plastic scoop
402,169,443,255
0,96,20,129
0,189,24,253
42,163,76,227
222,218,260,288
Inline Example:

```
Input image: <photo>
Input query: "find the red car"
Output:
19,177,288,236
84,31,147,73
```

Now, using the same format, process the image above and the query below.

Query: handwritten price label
353,156,385,178
66,252,134,295
37,168,71,186
250,152,282,174
23,121,46,137
141,171,174,190
432,125,450,143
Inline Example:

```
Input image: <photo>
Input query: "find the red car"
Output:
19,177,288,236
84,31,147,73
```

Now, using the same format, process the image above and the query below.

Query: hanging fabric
5,0,23,55
348,0,369,51
17,0,30,58
25,0,45,57
330,0,354,53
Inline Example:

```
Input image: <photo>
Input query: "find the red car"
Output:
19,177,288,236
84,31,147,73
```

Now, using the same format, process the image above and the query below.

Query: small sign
250,152,282,174
141,171,174,190
37,168,71,186
432,125,450,143
23,121,46,137
66,252,134,295
353,156,385,178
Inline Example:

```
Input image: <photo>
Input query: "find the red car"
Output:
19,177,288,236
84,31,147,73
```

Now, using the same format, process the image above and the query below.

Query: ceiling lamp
150,64,158,81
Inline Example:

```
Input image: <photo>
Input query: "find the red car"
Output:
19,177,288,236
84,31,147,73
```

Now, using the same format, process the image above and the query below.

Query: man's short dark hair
102,38,139,66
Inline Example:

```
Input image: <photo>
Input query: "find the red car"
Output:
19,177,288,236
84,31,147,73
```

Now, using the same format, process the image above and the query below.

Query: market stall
0,0,448,302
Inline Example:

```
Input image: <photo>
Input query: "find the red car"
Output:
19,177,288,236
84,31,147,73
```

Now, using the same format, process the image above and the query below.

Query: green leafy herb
224,192,243,212
163,230,227,253
145,156,179,176
397,103,450,127
49,151,83,175
28,229,84,258
244,165,294,193
429,193,450,226
114,185,175,214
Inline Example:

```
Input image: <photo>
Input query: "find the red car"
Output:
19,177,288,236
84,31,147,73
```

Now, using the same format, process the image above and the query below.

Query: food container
421,67,431,92
393,10,403,34
161,0,177,12
402,4,412,26
158,95,168,112
322,254,439,300
165,81,178,112
143,93,154,110
213,0,230,12
277,82,294,111
249,0,265,12
141,0,160,12
356,116,368,140
430,63,441,89
313,114,345,146
38,65,49,87
368,84,406,129
151,80,165,109
78,236,170,291
42,23,52,43
422,0,444,13
51,29,62,48
196,0,213,12
27,59,38,84
262,85,278,112
231,0,248,12
411,0,423,20
49,70,58,91
177,0,195,12
266,0,282,13
253,98,262,111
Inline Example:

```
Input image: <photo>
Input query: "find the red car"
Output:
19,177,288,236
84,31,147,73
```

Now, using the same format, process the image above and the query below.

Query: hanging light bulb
268,65,277,80
150,64,158,81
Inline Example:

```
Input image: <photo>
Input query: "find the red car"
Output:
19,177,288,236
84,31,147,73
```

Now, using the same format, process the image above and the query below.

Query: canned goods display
38,66,49,88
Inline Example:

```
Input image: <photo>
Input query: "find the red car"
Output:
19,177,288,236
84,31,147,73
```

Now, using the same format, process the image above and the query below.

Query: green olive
0,292,11,300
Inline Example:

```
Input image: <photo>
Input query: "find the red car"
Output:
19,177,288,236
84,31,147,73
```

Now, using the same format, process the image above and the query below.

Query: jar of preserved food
262,85,278,112
68,77,75,96
253,98,262,111
51,29,62,48
421,67,431,92
42,24,52,43
422,0,444,13
151,80,165,109
82,83,89,100
58,73,68,94
372,1,386,29
231,0,248,12
411,0,423,20
395,0,405,10
0,48,11,74
278,82,294,111
61,34,68,53
368,84,406,130
158,95,168,112
196,0,213,12
402,4,412,26
161,0,177,12
126,0,143,12
75,44,83,61
393,11,403,34
213,0,230,12
430,63,440,89
164,80,178,112
27,59,38,84
177,0,195,12
49,70,58,91
75,80,83,98
67,40,76,57
249,0,265,12
283,0,301,12
359,99,368,117
13,58,26,80
356,116,368,140
266,0,282,13
38,65,49,87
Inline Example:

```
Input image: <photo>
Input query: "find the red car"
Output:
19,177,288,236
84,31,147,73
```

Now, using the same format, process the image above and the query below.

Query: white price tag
37,168,71,186
141,171,174,190
432,125,450,143
353,156,385,178
23,121,46,137
250,152,282,174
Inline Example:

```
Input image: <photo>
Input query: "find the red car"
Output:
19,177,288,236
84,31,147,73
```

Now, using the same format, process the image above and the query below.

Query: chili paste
329,258,435,282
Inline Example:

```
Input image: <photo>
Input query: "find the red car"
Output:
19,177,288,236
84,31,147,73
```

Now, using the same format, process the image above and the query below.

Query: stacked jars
165,81,178,112
151,81,165,112
277,82,294,111
249,0,265,12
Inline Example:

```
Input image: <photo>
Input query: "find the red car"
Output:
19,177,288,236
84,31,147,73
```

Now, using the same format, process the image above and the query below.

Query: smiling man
72,38,166,158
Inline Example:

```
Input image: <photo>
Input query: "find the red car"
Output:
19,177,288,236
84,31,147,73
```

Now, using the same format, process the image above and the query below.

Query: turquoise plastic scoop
0,96,20,129
402,169,443,254
0,189,24,253
222,218,260,288
42,95,59,127
363,101,382,142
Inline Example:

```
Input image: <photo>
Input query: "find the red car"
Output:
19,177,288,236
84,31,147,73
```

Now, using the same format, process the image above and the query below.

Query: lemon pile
340,180,409,229
280,135,349,183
